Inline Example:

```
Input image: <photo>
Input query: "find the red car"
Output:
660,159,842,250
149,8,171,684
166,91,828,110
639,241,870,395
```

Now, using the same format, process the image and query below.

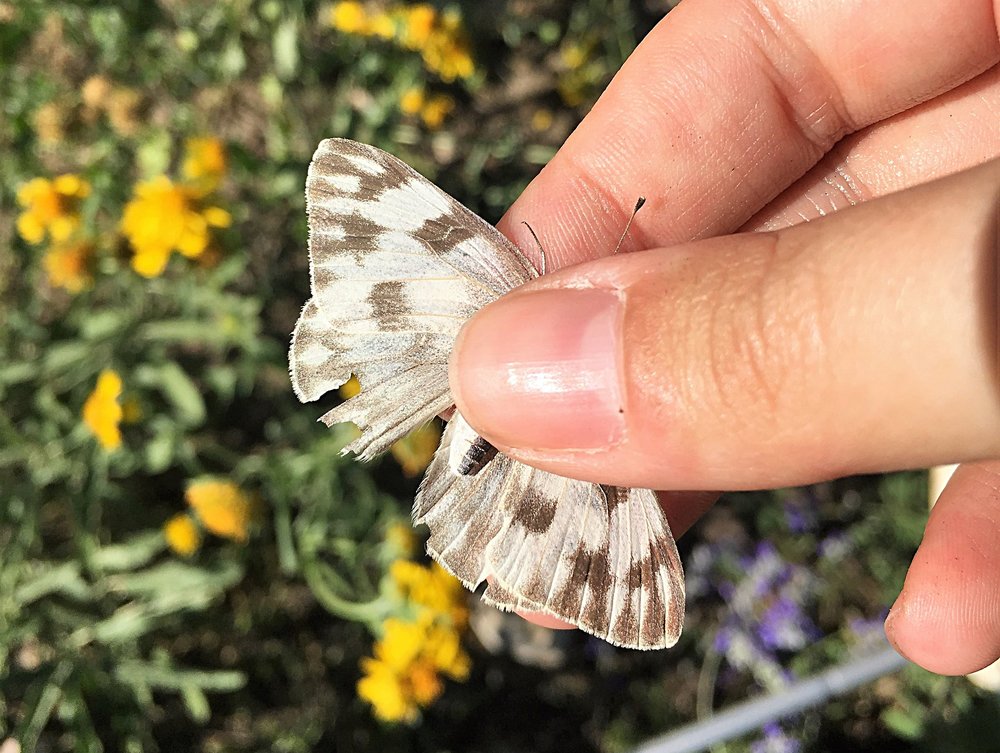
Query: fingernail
450,288,625,451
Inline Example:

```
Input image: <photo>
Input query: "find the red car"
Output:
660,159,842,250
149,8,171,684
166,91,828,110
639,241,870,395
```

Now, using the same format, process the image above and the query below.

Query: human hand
448,0,1000,674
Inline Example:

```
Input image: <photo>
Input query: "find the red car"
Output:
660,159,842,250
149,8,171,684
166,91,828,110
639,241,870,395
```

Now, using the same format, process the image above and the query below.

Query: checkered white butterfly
289,139,684,649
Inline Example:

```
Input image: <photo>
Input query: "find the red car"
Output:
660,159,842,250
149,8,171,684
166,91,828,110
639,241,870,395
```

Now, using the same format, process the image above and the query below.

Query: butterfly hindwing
290,138,536,459
416,415,684,649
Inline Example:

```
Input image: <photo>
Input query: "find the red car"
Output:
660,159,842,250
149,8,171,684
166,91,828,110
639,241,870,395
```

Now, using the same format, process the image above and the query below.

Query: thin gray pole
634,639,908,753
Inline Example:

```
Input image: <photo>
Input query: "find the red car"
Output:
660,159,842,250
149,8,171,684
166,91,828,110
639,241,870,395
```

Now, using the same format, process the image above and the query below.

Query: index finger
500,0,1000,268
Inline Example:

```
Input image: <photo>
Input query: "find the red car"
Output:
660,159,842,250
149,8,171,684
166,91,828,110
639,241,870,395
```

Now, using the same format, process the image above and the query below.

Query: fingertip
516,610,577,631
885,590,1000,676
886,462,1000,675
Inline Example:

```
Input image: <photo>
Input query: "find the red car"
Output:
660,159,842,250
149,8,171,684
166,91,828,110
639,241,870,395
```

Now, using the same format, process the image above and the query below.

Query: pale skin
447,0,1000,674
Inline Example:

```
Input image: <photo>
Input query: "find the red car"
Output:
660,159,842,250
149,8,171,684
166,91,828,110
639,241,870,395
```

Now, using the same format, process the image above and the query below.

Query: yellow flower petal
131,247,171,278
390,422,440,476
182,137,227,187
425,624,470,680
82,369,123,450
164,514,201,557
17,178,48,206
48,215,78,243
43,240,92,293
370,13,395,39
330,1,369,34
400,5,436,49
339,375,361,399
185,479,258,542
202,206,231,228
357,658,416,722
419,94,454,130
376,618,427,673
16,212,45,244
54,174,84,196
176,213,209,257
399,87,425,116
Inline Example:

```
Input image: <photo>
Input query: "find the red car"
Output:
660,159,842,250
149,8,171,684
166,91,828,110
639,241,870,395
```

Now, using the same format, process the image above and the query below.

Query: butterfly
289,138,684,649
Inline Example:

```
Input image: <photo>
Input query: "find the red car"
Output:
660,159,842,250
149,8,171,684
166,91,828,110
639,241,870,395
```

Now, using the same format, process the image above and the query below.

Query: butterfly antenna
613,196,646,255
521,221,547,275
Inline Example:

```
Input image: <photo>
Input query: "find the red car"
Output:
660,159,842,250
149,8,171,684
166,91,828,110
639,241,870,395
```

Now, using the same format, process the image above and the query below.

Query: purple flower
782,496,817,533
758,596,820,652
714,627,733,653
751,722,802,753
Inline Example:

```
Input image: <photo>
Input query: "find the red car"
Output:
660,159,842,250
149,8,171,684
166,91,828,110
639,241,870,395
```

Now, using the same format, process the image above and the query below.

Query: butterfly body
290,139,684,649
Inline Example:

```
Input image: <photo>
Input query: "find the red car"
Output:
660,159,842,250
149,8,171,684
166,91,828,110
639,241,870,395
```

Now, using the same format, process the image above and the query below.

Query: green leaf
80,310,124,341
273,17,299,80
17,661,73,750
116,661,246,693
138,319,228,346
14,562,90,605
43,341,96,376
881,707,924,739
109,559,243,598
90,531,166,572
157,361,207,427
181,684,211,723
0,360,37,387
137,130,172,177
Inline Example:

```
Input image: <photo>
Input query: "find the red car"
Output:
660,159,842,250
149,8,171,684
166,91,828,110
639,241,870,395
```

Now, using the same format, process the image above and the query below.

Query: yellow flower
399,87,425,116
390,560,467,626
398,5,437,50
182,137,227,195
164,514,201,557
16,174,90,245
419,94,454,129
330,1,369,33
185,479,258,542
358,612,468,721
422,33,474,82
357,556,472,721
357,657,416,722
339,375,361,399
121,176,231,277
42,239,93,293
82,369,123,450
390,421,440,476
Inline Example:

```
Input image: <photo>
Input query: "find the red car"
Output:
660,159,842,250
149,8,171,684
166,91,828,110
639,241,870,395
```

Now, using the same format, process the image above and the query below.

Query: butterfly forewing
289,138,686,649
291,138,535,459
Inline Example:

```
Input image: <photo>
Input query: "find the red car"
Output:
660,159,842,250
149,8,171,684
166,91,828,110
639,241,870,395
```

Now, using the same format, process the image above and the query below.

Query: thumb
450,158,1000,490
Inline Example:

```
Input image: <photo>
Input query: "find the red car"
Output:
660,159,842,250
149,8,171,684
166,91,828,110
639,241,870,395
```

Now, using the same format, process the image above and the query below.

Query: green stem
301,558,388,629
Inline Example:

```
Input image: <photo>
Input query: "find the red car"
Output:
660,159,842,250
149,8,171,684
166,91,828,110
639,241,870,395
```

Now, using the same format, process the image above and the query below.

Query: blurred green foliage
1,1,996,752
